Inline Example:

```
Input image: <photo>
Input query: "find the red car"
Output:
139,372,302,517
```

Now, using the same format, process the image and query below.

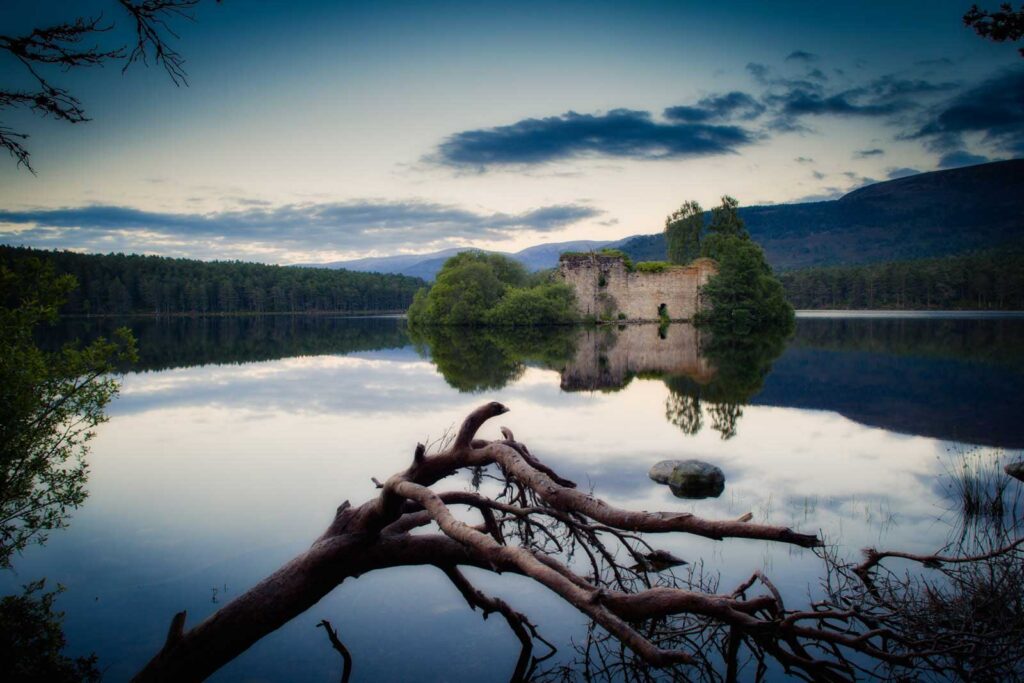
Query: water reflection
409,325,578,392
559,325,713,392
41,315,1024,448
414,323,788,440
6,314,1024,681
760,317,1024,447
41,315,408,372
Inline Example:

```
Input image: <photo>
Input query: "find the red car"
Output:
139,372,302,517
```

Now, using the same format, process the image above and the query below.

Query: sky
0,0,1022,264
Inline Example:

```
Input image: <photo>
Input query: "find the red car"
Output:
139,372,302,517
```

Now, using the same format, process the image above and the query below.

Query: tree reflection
42,314,409,373
409,326,579,392
664,329,788,439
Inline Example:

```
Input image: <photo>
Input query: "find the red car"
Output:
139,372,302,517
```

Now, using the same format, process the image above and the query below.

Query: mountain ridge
302,160,1024,280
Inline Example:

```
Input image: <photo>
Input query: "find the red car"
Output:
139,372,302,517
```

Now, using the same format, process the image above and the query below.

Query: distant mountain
618,159,1024,270
295,247,466,274
305,240,612,280
301,160,1024,278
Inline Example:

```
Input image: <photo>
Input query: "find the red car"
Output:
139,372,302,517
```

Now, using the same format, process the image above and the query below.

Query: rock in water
648,459,725,499
1006,461,1024,482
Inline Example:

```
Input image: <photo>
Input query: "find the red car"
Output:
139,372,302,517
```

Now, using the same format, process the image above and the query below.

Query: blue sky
1,0,1021,263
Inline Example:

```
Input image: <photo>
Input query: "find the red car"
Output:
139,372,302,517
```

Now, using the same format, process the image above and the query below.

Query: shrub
408,253,578,327
634,261,671,273
486,283,578,327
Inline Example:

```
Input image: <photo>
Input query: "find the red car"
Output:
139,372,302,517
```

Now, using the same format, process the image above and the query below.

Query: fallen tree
131,403,1024,682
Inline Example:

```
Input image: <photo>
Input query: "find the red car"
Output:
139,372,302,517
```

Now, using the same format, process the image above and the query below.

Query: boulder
1006,461,1024,482
649,459,725,499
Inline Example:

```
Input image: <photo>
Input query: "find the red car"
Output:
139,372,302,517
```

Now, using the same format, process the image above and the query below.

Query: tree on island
692,197,794,336
664,201,704,265
407,252,578,327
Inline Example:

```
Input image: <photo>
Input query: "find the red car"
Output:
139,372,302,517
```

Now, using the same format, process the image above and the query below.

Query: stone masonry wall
558,253,717,322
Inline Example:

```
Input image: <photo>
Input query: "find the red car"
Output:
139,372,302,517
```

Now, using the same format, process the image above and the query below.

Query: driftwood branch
316,620,352,683
130,402,1024,682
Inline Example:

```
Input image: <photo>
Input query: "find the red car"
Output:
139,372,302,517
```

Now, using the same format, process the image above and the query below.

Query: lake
6,313,1024,681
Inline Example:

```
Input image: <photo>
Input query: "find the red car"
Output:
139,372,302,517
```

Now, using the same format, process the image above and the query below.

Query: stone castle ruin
558,252,717,322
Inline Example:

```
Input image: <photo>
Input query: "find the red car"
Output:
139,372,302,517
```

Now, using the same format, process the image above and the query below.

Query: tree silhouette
0,0,217,173
964,3,1024,56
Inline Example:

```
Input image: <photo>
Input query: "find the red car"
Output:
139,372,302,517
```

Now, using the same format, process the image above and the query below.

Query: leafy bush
486,283,578,326
408,253,578,327
0,580,100,683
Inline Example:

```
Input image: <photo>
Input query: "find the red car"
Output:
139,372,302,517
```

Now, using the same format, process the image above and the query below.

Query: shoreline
796,310,1024,319
61,310,408,320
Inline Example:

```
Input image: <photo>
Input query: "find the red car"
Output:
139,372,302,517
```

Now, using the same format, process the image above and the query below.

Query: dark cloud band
912,67,1024,156
434,109,754,167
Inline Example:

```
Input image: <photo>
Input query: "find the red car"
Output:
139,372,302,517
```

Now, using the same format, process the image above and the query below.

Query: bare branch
316,620,353,683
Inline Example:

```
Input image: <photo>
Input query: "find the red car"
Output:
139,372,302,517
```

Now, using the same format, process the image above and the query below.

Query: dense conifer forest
0,246,424,315
780,249,1024,310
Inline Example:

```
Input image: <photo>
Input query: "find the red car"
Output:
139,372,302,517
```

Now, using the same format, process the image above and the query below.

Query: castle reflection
560,324,714,392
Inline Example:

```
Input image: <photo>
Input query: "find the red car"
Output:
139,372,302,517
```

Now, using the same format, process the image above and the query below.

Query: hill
303,160,1023,279
618,159,1024,270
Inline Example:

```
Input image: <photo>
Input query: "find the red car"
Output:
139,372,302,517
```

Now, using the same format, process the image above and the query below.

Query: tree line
0,246,424,315
780,248,1024,310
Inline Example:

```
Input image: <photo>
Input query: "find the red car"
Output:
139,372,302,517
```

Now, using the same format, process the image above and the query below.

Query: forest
780,249,1024,310
0,246,424,315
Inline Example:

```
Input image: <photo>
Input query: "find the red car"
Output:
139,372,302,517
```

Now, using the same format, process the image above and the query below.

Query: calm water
7,314,1024,681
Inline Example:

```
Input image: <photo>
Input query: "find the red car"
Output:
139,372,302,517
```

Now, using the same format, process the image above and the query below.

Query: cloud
936,150,991,168
434,109,754,167
663,91,765,122
867,75,958,98
786,50,818,62
0,200,602,261
769,89,910,118
912,67,1024,155
749,60,958,136
746,62,772,83
886,167,920,179
854,148,885,157
746,62,825,94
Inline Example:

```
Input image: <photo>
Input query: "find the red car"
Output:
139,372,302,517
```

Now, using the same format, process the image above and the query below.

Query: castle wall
558,254,716,322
